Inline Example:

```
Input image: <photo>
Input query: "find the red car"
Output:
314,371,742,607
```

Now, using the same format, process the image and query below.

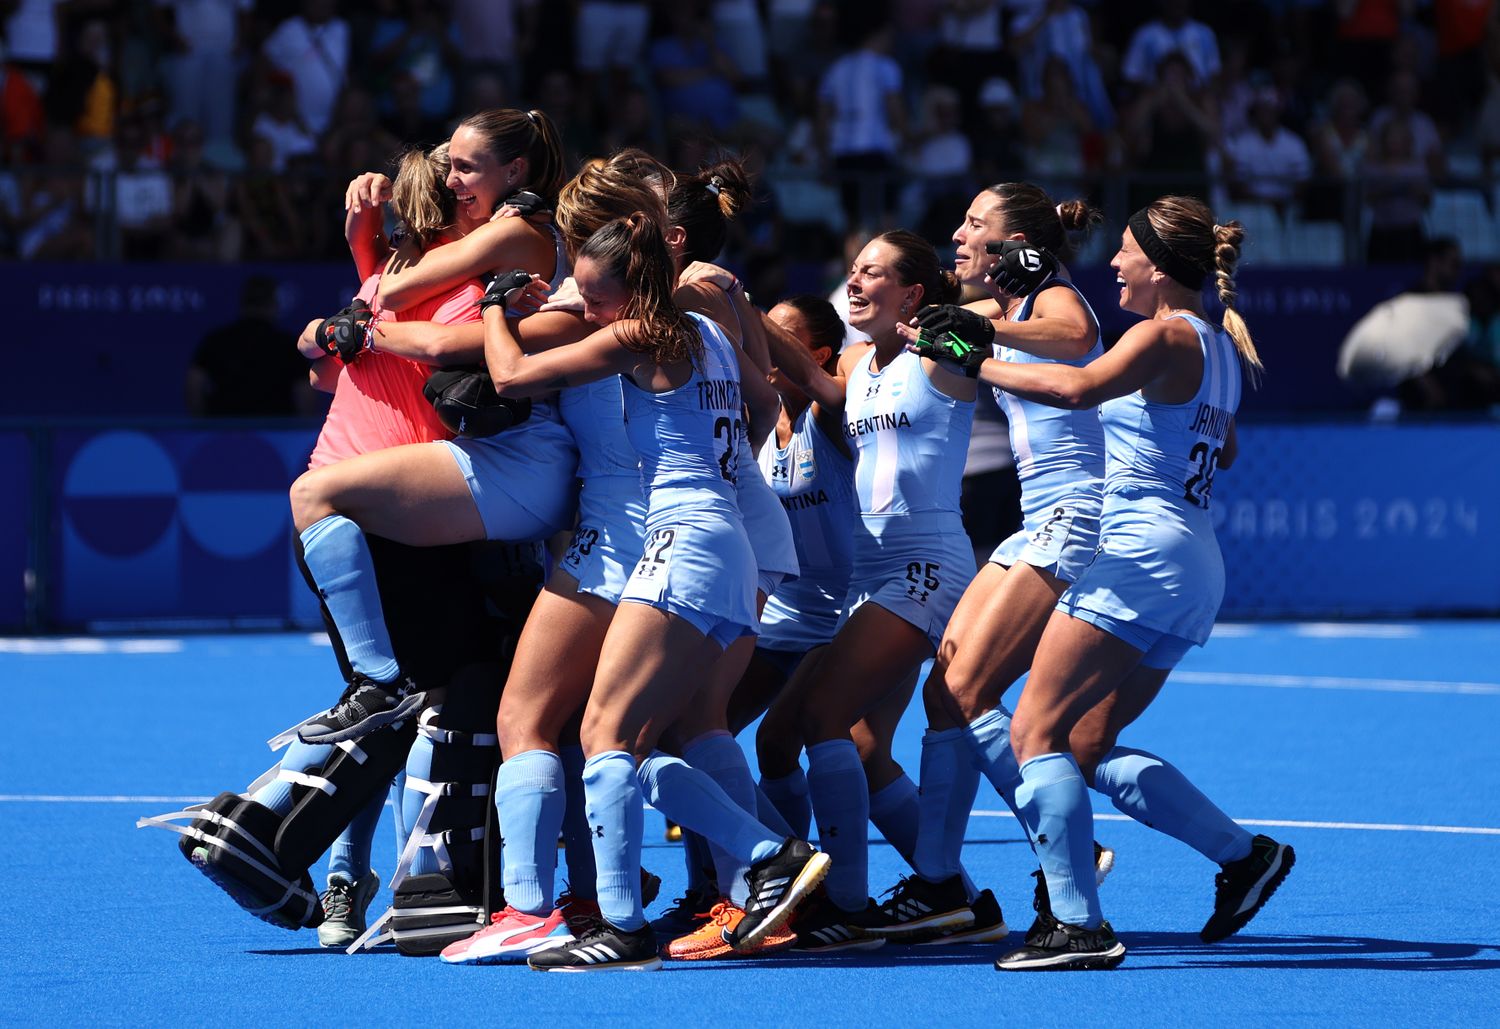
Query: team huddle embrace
140,104,1293,973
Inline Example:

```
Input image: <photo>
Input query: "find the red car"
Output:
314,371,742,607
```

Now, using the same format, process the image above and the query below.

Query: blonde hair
391,142,454,248
1146,196,1263,385
556,148,674,258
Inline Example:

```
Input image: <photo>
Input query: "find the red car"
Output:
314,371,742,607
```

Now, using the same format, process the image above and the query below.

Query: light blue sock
299,515,400,683
558,745,597,898
497,750,566,915
329,788,383,882
868,773,919,868
915,727,980,883
684,731,757,907
251,739,333,814
1094,746,1253,864
389,774,410,865
961,707,1023,817
806,738,869,912
638,751,781,865
1015,753,1102,929
401,731,438,877
760,769,812,840
754,783,794,839
583,750,646,931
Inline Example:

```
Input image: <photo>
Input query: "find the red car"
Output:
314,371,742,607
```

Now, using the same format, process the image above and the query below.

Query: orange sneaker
666,900,796,961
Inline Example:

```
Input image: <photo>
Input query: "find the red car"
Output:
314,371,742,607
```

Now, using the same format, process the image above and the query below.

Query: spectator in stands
574,0,650,99
1021,55,1100,199
1121,51,1217,210
0,38,45,165
452,0,530,96
185,274,317,417
47,16,115,157
1010,0,1115,132
17,125,93,259
250,76,317,173
927,0,1006,126
156,0,247,150
1307,78,1370,221
971,76,1024,186
233,134,302,260
650,2,742,136
818,19,904,230
1369,69,1446,179
3,0,65,86
598,84,664,156
261,0,349,137
1121,0,1221,90
99,114,173,260
320,87,400,181
1363,118,1431,264
712,0,771,83
168,118,236,261
369,0,463,127
900,83,972,231
1394,240,1500,410
1224,87,1312,215
1331,0,1403,98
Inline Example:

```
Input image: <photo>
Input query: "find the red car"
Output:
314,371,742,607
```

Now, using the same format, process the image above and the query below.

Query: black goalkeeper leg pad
175,792,324,930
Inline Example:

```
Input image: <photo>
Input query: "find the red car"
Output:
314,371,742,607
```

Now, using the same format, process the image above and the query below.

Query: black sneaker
1025,841,1116,944
725,838,829,950
1200,834,1295,943
994,916,1126,971
907,888,1008,945
787,890,886,953
298,673,424,744
648,882,719,947
526,919,662,972
869,874,974,937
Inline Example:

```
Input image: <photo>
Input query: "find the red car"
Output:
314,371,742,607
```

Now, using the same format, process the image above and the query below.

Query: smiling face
445,124,524,232
573,256,630,326
846,240,921,336
952,191,1016,288
1110,227,1161,316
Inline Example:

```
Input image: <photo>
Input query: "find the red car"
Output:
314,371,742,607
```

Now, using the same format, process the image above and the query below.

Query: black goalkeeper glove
315,298,374,363
912,304,995,350
500,190,550,217
909,329,988,378
479,269,536,313
984,239,1058,298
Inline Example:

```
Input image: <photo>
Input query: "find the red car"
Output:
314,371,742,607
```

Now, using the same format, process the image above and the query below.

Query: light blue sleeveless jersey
757,405,855,651
618,311,757,644
843,347,973,525
1059,312,1243,646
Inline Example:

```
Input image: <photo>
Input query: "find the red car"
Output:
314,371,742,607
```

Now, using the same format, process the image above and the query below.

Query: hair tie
1127,208,1206,291
524,110,539,127
706,176,723,197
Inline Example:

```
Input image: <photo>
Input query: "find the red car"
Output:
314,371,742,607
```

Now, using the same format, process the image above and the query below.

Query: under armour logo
822,825,838,838
317,588,330,601
1037,833,1049,845
594,825,605,838
864,384,880,398
906,586,930,603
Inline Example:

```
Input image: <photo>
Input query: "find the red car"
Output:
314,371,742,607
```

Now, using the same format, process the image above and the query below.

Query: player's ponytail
984,182,1100,263
668,157,754,264
556,148,673,258
391,142,455,248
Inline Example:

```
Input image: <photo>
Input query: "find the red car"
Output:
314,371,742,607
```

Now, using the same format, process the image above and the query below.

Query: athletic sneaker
787,891,886,953
994,915,1126,971
725,838,830,950
667,900,797,960
1025,842,1117,944
648,882,719,945
317,871,380,948
906,889,1008,946
439,905,573,964
298,673,424,744
869,874,974,938
527,920,662,972
1200,834,1295,943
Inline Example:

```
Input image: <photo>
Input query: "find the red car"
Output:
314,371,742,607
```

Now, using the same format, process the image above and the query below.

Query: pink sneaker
439,905,573,964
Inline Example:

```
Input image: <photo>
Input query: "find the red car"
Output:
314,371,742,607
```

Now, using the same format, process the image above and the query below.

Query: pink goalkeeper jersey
309,265,483,469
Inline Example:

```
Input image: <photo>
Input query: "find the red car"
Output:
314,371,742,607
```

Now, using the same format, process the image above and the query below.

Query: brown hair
456,107,566,202
777,294,846,372
983,182,1101,263
1144,195,1263,384
872,229,962,311
579,213,702,365
556,148,674,258
668,157,753,264
390,142,454,248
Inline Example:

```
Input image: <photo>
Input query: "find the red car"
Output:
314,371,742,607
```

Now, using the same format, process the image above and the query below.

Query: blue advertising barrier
2,419,1496,630
1215,423,1500,617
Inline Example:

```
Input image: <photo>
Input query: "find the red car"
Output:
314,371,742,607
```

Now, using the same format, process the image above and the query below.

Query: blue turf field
3,622,1498,1025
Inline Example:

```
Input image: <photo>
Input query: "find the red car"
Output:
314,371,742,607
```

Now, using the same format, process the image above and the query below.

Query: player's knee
755,714,800,778
289,469,335,533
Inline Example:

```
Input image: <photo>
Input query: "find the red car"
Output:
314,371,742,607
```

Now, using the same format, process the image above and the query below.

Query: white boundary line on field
1,794,1497,838
1172,671,1500,696
970,810,1500,836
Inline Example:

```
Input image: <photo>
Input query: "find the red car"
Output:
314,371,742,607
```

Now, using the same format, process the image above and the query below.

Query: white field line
971,810,1500,836
1173,671,1500,696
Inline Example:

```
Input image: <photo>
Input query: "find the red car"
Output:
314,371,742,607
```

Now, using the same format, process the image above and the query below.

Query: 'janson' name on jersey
697,379,740,411
844,411,912,438
1188,402,1232,441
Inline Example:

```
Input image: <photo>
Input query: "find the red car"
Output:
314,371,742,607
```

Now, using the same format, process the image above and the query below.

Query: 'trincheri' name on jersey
1188,402,1232,441
697,379,740,410
843,411,912,438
